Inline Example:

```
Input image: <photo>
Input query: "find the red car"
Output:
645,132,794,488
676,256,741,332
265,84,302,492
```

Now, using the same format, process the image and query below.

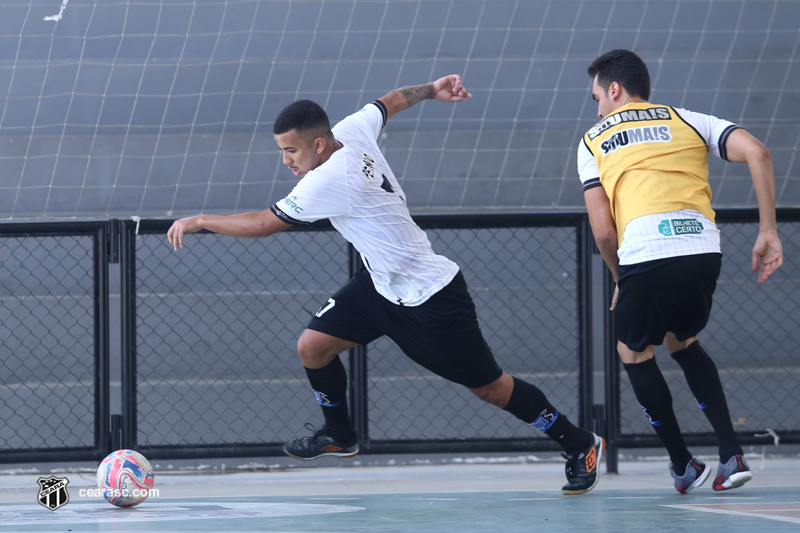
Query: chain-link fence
127,215,590,455
0,222,110,463
0,212,797,464
132,225,350,450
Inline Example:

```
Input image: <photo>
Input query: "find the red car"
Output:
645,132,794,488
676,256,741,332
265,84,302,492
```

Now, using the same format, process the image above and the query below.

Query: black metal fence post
119,219,138,450
95,222,113,458
577,215,594,432
603,268,620,474
347,244,370,448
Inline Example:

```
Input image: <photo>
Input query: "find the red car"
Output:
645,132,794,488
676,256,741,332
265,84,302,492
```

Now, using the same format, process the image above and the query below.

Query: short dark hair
273,99,332,138
587,49,650,101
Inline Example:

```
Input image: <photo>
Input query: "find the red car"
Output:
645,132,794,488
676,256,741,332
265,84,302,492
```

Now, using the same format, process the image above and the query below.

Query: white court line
306,497,362,501
664,503,800,525
0,502,365,526
608,496,663,500
44,0,69,21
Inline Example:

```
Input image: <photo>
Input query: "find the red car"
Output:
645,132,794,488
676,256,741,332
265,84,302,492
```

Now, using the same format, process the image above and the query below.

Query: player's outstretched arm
378,74,472,121
167,210,291,251
724,128,783,283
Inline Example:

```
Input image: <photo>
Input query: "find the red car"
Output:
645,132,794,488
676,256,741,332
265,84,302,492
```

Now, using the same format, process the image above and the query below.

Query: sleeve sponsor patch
270,200,309,225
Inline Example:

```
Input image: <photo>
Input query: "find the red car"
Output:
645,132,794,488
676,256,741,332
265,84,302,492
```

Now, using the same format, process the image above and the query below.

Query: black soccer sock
623,358,693,474
503,376,591,455
304,355,355,441
671,341,743,463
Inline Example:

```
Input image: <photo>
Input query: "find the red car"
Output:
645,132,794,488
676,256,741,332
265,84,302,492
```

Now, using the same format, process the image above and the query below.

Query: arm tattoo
398,83,434,107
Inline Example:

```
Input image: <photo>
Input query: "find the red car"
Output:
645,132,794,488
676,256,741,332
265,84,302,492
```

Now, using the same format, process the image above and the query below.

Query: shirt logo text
600,125,672,155
658,219,704,236
362,153,376,181
588,107,671,140
282,196,303,214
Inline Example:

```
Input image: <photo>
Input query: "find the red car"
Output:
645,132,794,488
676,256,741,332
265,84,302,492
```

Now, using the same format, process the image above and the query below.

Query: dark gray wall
1,0,798,219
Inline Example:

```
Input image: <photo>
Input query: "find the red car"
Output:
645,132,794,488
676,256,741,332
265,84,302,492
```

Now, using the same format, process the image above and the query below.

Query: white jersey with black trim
577,106,735,265
271,101,458,306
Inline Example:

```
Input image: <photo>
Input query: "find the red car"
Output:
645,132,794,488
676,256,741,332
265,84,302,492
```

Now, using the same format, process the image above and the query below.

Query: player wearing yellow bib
578,49,783,494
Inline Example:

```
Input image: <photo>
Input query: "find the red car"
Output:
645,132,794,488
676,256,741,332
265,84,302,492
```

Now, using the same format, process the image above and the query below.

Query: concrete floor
0,447,798,532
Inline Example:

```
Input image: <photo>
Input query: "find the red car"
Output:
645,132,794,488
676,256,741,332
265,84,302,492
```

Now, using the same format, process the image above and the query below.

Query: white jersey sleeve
270,161,351,225
577,138,601,191
672,107,739,161
338,100,386,142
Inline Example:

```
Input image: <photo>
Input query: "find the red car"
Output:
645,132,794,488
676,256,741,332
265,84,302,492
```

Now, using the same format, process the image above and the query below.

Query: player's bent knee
469,386,503,406
296,329,354,369
297,347,332,369
468,372,512,407
617,341,656,364
469,381,511,408
664,333,697,354
296,334,329,367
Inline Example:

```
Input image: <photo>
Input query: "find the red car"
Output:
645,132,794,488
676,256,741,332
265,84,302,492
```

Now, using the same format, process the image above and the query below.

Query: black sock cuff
304,355,348,406
622,356,659,375
503,376,531,422
671,341,707,362
505,377,588,453
503,376,546,424
304,355,344,377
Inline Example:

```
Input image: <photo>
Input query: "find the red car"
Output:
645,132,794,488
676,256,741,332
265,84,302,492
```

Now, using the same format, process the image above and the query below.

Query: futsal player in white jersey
168,74,604,495
578,49,783,494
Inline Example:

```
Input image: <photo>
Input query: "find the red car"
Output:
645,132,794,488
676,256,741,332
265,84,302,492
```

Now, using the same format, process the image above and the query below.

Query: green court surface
1,450,798,532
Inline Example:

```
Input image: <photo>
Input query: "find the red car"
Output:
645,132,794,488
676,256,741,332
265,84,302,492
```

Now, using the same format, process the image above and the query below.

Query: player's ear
609,81,624,101
314,137,326,154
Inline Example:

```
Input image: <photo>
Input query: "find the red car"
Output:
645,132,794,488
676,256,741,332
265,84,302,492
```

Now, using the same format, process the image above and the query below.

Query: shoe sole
713,470,753,491
562,436,605,495
680,462,712,494
283,446,359,461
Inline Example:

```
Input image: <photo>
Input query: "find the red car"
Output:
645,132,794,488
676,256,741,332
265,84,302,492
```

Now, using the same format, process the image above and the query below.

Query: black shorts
307,269,503,389
615,253,721,352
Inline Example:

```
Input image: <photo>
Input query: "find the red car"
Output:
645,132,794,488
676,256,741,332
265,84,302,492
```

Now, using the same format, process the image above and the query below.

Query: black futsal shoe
283,424,359,461
561,432,605,495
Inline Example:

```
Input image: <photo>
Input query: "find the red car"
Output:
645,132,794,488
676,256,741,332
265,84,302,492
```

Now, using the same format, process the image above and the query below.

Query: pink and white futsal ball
96,449,155,507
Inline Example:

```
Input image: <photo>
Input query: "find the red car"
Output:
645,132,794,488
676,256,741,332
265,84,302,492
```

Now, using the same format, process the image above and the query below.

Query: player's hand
610,283,619,311
752,231,783,284
431,74,472,102
167,216,201,251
